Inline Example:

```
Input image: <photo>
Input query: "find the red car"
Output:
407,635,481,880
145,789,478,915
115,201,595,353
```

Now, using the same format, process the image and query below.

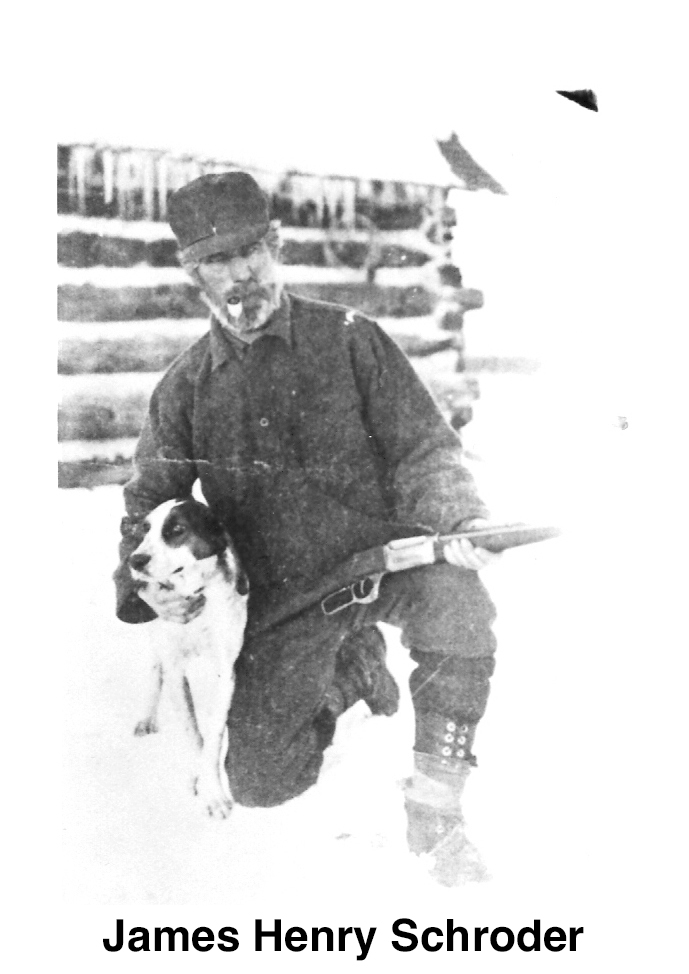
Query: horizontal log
57,214,441,254
284,239,431,269
58,231,432,270
58,333,200,375
58,372,157,440
57,363,478,443
58,321,454,374
58,394,149,441
58,282,206,321
289,283,434,318
58,282,436,322
58,457,134,490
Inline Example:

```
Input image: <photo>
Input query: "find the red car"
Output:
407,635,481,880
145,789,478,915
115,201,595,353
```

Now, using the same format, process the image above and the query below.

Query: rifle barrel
435,523,562,556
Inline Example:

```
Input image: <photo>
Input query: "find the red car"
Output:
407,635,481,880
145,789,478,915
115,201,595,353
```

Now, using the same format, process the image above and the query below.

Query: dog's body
128,498,249,819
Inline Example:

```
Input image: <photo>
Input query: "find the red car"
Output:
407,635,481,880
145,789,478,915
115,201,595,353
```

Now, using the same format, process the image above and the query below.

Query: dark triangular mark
557,89,598,112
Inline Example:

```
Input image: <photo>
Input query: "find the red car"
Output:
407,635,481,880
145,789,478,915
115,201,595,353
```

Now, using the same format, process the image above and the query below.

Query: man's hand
443,518,502,572
138,582,206,624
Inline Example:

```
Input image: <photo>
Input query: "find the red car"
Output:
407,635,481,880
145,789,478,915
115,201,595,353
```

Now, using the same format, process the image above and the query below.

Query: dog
128,498,249,819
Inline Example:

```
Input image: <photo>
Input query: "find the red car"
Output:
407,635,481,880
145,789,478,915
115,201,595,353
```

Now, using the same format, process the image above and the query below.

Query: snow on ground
61,483,428,905
59,378,651,911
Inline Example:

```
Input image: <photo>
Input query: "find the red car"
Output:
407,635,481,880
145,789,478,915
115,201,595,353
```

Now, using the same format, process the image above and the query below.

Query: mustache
225,284,270,303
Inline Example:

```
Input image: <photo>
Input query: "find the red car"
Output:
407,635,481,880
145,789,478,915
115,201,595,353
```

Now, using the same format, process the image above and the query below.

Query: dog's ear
220,531,249,595
236,567,250,597
174,500,227,557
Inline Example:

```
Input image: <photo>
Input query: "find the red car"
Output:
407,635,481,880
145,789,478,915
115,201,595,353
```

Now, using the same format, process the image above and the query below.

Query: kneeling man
115,171,498,885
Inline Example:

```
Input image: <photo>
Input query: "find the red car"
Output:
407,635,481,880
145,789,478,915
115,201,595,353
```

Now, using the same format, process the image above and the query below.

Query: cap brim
179,222,269,264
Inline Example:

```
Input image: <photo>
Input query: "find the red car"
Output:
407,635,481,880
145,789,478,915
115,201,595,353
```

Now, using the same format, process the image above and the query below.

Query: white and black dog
128,498,249,819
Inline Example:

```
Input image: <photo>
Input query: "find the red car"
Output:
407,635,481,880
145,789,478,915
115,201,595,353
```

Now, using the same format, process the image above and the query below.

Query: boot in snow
405,712,489,886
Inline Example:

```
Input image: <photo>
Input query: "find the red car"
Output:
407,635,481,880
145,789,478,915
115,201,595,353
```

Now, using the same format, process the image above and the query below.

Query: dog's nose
129,552,151,571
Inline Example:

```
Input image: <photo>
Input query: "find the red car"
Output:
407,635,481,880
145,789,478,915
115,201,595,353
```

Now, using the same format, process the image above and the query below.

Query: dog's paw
134,718,159,736
192,774,233,820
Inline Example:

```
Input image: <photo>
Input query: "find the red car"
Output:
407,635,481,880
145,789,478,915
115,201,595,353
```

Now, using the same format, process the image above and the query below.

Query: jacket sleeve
348,318,489,533
114,373,198,623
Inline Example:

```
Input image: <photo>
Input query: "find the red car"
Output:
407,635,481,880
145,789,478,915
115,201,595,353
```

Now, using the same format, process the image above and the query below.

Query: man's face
193,237,282,337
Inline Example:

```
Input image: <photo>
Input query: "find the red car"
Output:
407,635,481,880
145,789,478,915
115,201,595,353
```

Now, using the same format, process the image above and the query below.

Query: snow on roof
58,89,470,187
58,122,461,188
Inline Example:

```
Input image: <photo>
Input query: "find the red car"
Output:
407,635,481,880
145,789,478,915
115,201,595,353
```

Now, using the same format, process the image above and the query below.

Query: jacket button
446,721,456,732
441,746,452,756
444,733,454,743
455,748,465,758
259,417,269,427
457,735,466,745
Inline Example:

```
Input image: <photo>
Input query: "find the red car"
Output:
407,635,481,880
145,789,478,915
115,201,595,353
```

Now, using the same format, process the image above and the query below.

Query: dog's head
129,498,249,596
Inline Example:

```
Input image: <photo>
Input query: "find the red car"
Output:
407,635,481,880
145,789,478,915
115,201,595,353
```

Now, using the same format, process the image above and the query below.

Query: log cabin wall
57,142,486,489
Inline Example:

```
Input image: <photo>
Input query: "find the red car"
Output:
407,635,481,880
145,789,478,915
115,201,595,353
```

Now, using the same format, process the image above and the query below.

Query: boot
325,627,400,718
405,712,489,886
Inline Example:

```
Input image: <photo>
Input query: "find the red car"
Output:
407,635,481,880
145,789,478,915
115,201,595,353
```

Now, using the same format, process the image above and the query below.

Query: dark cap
168,171,270,264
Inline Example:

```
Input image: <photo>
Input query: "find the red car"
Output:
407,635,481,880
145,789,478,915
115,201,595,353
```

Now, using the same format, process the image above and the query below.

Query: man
114,171,499,886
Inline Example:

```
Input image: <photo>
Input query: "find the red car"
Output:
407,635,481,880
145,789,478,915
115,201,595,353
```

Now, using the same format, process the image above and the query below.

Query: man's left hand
443,519,502,571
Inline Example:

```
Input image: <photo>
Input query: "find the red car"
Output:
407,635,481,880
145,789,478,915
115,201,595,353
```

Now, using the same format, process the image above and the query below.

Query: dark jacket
115,293,488,623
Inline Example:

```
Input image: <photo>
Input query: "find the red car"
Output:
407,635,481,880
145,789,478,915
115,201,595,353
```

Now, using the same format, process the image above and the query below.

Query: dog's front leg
134,659,164,736
171,673,205,754
169,672,231,819
192,664,235,820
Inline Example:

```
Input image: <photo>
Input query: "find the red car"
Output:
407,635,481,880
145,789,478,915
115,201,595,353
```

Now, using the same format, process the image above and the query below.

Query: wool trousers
225,564,497,807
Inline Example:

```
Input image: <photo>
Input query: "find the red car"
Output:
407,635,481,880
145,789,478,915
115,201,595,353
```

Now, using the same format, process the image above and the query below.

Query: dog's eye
169,523,185,536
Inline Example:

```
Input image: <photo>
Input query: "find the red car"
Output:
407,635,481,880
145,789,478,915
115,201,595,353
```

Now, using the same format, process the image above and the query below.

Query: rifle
249,523,561,635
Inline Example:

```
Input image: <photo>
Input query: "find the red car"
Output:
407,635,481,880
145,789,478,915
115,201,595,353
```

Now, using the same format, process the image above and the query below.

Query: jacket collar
209,290,293,369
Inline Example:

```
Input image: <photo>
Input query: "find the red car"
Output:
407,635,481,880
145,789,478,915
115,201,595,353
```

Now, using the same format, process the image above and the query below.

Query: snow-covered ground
59,373,658,915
